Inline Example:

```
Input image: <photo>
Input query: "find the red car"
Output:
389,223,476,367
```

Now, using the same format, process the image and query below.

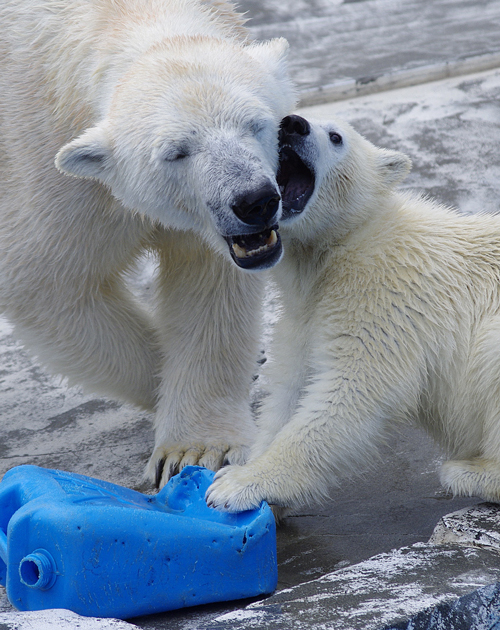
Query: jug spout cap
19,549,57,590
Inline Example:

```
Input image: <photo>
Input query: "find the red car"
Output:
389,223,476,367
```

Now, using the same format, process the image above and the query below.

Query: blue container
0,465,277,619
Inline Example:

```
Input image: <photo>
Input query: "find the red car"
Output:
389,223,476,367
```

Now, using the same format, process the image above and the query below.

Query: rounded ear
246,38,290,84
246,38,297,111
55,125,112,180
376,149,412,188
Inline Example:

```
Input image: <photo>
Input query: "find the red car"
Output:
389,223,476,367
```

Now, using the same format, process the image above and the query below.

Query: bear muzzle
225,226,282,271
278,115,316,221
224,183,283,270
231,184,281,228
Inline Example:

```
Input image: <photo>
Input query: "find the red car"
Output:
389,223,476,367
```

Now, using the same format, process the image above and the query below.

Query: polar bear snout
277,116,316,221
279,114,311,139
219,182,283,271
231,183,280,229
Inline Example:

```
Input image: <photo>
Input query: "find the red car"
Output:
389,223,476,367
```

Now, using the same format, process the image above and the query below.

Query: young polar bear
207,113,500,513
0,0,296,487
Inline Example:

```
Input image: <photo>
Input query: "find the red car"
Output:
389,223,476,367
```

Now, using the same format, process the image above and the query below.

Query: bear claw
147,443,250,489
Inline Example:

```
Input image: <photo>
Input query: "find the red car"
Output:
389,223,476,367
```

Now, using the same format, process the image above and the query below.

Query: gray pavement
246,0,500,104
2,1,500,628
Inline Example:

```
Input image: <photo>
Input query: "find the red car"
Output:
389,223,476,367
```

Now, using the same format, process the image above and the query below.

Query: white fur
0,0,296,486
206,116,500,513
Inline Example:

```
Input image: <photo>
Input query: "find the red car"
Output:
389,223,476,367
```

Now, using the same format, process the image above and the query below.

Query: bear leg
148,231,262,487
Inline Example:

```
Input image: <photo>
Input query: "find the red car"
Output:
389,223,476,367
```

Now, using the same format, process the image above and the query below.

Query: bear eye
251,120,266,135
162,144,191,161
329,132,343,145
164,149,189,162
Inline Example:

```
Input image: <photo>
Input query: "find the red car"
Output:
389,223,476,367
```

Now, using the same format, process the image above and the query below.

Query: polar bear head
276,114,411,244
55,38,296,271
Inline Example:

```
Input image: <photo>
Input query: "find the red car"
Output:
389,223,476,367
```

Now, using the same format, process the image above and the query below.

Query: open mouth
225,226,282,270
277,145,315,220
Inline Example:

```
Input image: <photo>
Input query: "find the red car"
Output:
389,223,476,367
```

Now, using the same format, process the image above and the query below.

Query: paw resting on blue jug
147,443,250,490
155,465,266,524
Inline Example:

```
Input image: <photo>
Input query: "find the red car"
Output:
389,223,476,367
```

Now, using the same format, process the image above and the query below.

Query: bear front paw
205,464,265,512
146,443,250,489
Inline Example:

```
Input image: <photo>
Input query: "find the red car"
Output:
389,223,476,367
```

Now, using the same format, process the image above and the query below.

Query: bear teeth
232,229,277,259
266,229,278,248
232,242,248,258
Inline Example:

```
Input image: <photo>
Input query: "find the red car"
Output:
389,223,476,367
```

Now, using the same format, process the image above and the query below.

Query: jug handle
0,528,7,565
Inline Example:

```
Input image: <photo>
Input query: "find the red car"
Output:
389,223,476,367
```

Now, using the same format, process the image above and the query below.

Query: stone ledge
206,544,500,630
296,52,500,107
430,503,500,552
205,502,500,630
384,583,500,630
0,608,140,630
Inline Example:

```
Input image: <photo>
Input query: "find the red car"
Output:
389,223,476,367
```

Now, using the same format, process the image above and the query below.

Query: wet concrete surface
244,0,500,103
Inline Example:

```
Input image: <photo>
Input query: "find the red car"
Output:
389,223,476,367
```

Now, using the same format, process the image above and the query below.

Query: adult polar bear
0,0,295,487
207,114,500,513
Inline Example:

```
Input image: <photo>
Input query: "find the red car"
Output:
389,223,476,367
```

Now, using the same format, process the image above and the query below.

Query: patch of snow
0,609,139,630
213,608,268,623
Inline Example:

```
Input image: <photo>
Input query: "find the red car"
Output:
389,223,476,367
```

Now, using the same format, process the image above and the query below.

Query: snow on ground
0,608,139,630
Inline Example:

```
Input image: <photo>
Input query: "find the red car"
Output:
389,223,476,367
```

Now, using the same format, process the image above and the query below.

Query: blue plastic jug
0,465,277,619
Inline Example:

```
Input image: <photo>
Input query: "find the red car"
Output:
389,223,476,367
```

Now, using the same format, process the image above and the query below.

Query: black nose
279,115,311,140
231,184,280,228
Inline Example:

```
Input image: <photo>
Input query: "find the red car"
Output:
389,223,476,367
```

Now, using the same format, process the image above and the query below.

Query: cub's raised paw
146,443,250,489
205,464,265,512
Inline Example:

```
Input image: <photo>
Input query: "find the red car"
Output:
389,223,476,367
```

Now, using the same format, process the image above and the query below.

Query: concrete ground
2,0,500,628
